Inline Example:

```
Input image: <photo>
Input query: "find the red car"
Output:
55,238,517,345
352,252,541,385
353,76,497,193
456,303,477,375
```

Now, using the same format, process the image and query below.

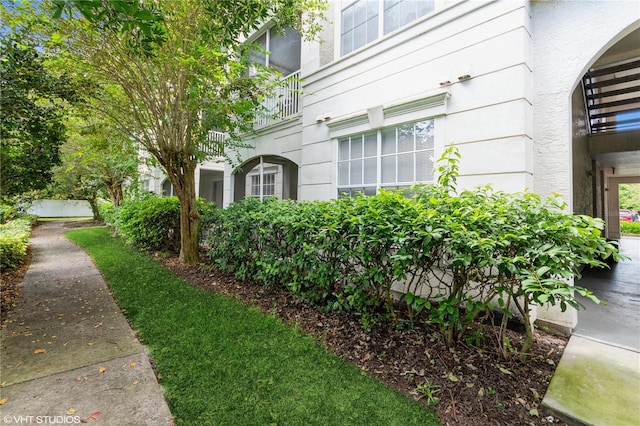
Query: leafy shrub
0,218,33,269
109,194,216,253
1,202,16,224
98,200,117,226
204,146,620,357
621,221,640,235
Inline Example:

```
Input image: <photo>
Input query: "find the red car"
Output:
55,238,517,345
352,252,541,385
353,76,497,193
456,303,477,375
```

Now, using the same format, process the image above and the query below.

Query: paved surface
0,222,172,425
543,236,640,425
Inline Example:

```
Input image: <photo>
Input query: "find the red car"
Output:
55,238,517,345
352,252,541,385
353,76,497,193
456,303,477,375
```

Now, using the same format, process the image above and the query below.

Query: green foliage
0,1,87,197
205,146,620,358
621,221,640,235
416,379,441,407
52,0,166,57
1,202,17,224
619,183,640,212
0,217,35,269
108,194,216,253
51,0,327,263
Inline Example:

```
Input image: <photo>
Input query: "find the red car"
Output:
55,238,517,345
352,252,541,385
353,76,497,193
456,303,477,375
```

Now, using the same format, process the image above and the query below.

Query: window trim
337,118,435,197
340,0,437,57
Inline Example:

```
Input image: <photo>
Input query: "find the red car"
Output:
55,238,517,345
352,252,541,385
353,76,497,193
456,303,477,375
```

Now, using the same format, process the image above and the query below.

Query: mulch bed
160,255,569,426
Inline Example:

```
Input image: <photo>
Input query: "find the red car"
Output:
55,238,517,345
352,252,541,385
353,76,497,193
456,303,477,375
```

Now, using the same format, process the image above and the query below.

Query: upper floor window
250,27,301,76
338,119,435,197
341,0,435,56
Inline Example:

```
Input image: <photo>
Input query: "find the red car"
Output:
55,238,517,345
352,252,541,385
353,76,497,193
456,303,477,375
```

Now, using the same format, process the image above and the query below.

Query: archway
569,26,640,352
232,155,299,202
571,26,640,239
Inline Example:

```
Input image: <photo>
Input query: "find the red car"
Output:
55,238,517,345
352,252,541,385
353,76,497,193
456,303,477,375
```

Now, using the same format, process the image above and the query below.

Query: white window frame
337,118,435,197
340,0,436,57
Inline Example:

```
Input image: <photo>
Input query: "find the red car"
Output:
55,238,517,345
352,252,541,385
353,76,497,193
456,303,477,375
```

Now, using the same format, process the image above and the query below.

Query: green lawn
67,227,440,426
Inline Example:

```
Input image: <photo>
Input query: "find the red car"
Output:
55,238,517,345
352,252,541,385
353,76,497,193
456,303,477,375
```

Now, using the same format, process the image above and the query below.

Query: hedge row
621,220,640,235
0,216,37,270
205,148,620,358
101,194,217,253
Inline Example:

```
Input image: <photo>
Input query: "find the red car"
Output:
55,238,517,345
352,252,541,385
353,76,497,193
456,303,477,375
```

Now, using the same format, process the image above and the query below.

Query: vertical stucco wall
530,0,640,207
300,0,534,200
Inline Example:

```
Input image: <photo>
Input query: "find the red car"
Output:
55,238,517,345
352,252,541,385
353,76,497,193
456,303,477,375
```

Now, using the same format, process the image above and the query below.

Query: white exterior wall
299,0,534,200
531,0,640,205
530,0,639,329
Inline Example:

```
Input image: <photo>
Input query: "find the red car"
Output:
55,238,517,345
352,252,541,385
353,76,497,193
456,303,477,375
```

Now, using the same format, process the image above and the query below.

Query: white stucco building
145,0,640,329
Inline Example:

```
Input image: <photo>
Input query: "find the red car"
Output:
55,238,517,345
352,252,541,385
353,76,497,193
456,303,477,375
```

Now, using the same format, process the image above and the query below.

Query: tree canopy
52,0,326,262
0,8,82,197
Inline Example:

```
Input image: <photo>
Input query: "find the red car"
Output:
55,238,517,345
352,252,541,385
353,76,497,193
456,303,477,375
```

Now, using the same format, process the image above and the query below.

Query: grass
66,227,440,426
621,221,640,235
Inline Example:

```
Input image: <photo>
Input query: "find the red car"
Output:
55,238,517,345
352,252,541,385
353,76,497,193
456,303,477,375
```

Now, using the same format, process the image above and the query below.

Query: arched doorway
571,27,640,239
232,155,299,202
569,26,640,351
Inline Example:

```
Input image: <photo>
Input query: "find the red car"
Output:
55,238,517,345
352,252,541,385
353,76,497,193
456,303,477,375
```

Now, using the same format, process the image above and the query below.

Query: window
341,0,435,56
234,156,298,202
341,0,379,56
250,172,276,197
250,28,301,76
383,0,434,35
338,119,434,197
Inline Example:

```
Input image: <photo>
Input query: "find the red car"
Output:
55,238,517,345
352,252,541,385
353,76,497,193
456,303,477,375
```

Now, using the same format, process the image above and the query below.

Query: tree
619,183,640,213
53,0,326,263
50,110,140,218
0,5,82,197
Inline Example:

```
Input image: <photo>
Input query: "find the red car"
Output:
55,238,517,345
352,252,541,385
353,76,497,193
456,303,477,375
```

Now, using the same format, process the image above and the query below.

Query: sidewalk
542,237,640,425
0,221,172,425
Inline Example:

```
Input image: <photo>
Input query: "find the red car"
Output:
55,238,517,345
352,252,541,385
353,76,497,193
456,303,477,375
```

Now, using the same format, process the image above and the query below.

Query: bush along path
67,227,440,426
97,146,620,425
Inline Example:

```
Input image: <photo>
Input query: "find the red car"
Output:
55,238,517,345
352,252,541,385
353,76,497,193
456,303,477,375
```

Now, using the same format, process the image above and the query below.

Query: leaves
34,348,47,354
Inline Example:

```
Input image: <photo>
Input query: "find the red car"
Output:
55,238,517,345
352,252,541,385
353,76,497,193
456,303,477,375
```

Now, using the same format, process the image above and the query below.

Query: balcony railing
254,70,300,128
199,130,225,158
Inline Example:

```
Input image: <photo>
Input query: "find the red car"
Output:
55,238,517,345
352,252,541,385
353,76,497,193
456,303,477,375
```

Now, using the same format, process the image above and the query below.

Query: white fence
27,200,93,217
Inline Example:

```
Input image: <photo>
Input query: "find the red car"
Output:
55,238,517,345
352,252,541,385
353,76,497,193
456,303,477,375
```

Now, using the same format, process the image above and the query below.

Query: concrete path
543,237,640,425
0,222,172,425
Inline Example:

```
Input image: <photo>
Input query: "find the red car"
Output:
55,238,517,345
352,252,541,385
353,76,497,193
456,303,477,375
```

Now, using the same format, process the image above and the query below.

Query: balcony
200,130,225,158
254,71,300,128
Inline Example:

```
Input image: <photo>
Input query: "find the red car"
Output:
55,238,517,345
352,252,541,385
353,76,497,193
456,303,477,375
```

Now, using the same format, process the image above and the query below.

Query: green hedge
105,194,217,253
621,221,640,235
205,147,620,359
0,217,36,270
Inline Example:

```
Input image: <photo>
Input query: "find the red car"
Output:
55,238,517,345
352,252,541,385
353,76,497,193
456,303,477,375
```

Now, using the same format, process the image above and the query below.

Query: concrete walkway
0,222,172,425
542,237,640,425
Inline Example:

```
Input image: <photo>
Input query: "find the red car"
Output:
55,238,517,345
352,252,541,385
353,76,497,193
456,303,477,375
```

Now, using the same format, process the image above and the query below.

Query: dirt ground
160,256,569,426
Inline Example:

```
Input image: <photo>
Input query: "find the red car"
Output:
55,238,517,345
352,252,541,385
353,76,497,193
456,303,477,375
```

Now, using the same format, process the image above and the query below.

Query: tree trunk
87,193,101,221
105,178,124,207
173,163,200,264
